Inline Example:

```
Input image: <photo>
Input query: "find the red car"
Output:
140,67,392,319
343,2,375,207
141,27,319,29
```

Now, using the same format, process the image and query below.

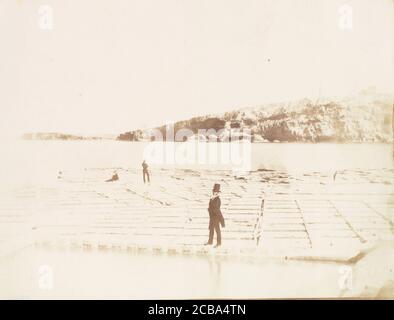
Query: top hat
212,183,221,192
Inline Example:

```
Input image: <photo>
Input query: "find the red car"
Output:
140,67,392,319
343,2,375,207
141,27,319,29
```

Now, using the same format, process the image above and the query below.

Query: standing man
205,183,225,248
142,160,150,184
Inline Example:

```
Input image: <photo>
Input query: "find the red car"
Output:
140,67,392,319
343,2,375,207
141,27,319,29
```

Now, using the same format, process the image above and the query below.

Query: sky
0,0,393,137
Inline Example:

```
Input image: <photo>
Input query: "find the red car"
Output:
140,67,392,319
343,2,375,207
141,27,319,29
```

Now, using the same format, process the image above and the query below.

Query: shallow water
0,246,343,299
0,140,392,189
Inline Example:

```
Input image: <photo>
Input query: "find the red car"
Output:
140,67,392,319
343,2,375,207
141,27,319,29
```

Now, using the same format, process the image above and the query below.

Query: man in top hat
205,183,225,248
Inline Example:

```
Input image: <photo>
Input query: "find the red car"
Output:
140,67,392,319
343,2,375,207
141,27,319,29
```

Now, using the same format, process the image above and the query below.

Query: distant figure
106,171,119,182
142,160,150,183
205,183,225,248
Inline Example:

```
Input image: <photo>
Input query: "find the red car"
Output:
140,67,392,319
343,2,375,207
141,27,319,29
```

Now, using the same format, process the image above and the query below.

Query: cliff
117,92,392,143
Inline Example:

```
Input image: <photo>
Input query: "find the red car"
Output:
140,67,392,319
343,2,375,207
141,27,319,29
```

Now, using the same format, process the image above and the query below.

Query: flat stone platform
1,167,393,263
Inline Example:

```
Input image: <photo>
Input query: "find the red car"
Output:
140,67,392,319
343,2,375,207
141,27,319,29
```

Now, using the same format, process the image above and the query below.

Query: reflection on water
0,246,342,299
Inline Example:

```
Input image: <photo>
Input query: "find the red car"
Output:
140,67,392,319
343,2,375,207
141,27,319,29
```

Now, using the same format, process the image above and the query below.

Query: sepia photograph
0,0,393,302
